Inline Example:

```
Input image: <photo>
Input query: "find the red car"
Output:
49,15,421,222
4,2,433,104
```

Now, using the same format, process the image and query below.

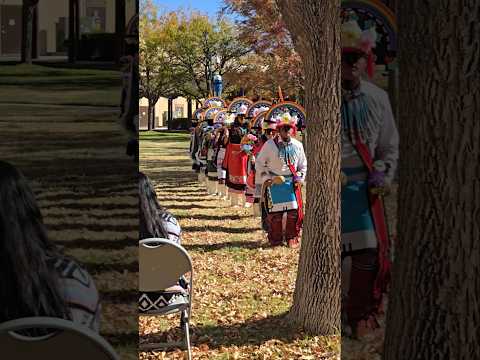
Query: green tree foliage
223,0,304,100
139,1,183,104
140,1,251,104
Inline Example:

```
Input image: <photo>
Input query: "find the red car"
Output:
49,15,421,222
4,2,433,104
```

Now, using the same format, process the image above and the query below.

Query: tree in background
139,1,184,129
162,12,251,101
224,0,304,99
383,1,480,358
140,1,251,109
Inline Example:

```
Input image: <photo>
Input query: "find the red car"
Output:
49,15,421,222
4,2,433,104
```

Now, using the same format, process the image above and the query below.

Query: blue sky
154,0,226,17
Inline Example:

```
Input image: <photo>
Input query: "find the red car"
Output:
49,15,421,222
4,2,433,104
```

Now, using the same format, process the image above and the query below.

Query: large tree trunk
276,0,341,334
384,1,480,358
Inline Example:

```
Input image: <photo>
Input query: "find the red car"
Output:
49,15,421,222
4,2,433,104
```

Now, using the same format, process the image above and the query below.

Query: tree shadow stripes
140,313,333,351
183,241,265,252
181,225,261,234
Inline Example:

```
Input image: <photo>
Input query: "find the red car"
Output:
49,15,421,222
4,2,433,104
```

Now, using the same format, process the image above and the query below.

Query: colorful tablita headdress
265,101,306,133
341,12,378,78
273,112,298,129
228,97,254,116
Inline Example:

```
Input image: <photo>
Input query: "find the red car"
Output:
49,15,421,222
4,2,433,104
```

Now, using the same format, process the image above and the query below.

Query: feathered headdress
341,13,378,78
274,112,298,129
262,120,277,131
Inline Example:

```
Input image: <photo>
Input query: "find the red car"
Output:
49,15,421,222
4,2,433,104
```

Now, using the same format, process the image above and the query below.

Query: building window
81,0,107,34
174,106,184,119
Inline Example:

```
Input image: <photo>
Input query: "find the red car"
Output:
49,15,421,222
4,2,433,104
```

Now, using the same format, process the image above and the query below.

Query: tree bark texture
147,98,157,130
187,98,193,120
384,1,480,359
276,0,341,335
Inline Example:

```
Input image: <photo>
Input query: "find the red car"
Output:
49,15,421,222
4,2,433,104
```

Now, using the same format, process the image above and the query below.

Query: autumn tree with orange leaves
223,0,304,100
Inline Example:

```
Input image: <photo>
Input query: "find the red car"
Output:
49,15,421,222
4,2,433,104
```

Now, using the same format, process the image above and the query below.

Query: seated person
139,172,188,313
0,161,100,332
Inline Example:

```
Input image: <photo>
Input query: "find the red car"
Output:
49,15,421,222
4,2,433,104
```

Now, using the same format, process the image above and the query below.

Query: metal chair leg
181,310,192,360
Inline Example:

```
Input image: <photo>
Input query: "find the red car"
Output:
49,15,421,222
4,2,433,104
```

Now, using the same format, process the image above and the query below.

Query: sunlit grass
139,131,340,360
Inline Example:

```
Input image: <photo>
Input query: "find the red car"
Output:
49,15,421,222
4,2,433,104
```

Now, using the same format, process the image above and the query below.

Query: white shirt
255,136,307,185
343,80,399,183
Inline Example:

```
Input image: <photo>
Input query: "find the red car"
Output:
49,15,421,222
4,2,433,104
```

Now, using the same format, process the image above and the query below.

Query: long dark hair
139,172,169,239
0,161,69,322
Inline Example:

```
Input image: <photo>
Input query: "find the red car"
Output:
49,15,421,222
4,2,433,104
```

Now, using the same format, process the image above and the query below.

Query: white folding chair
139,238,193,360
0,317,119,360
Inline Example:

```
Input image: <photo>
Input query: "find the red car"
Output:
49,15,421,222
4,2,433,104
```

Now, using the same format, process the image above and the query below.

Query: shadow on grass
83,261,138,274
165,189,206,194
140,137,190,144
145,170,197,181
141,312,309,350
56,237,136,250
168,204,217,210
104,332,138,347
183,240,265,252
141,159,193,170
176,214,251,221
0,78,120,89
160,197,219,203
181,225,260,234
141,129,189,135
153,182,200,189
100,289,137,304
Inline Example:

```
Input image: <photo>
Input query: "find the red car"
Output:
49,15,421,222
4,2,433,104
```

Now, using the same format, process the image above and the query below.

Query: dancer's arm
375,92,399,184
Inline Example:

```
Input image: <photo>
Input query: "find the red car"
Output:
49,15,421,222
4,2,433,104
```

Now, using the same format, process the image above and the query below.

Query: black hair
0,161,69,323
139,172,169,239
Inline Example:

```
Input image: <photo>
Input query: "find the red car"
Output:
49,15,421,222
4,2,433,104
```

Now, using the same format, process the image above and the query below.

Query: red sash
272,137,304,228
287,162,304,229
353,133,390,303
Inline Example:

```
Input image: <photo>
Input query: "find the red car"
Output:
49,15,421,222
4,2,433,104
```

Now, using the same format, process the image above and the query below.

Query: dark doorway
56,17,68,53
1,5,22,55
139,106,148,130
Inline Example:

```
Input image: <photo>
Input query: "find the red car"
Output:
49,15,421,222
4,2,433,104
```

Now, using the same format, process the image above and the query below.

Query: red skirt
223,143,248,191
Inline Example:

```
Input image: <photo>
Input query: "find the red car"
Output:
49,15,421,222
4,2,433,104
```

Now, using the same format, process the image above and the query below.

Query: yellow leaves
140,132,341,359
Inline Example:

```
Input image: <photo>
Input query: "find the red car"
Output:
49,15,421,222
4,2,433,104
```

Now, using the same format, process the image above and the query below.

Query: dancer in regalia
255,112,307,248
222,115,248,207
340,16,399,338
241,132,258,208
253,118,277,222
215,114,233,199
203,110,222,195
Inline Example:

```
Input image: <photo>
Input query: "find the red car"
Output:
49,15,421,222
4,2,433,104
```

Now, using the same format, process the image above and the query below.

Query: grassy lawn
0,64,137,360
139,131,341,359
0,64,121,106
